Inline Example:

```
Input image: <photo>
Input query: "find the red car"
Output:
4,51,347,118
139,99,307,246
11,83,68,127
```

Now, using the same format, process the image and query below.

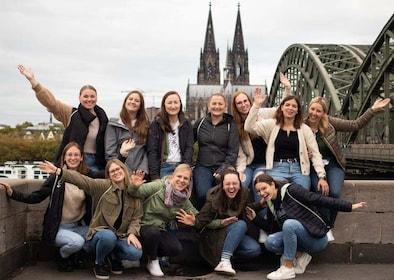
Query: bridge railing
343,144,394,171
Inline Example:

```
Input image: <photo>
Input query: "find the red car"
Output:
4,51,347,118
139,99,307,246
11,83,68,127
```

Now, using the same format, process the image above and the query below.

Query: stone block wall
0,179,393,279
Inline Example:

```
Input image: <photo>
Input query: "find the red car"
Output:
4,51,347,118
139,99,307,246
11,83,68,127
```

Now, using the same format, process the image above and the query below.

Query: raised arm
17,64,73,127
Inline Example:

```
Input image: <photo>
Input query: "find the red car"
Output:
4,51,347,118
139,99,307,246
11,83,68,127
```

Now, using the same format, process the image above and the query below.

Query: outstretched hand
17,64,40,88
38,160,58,174
371,98,391,112
245,206,256,220
0,182,13,196
279,72,291,89
253,87,267,106
120,139,136,157
221,216,238,226
176,209,196,226
352,201,367,210
17,65,34,80
130,170,146,186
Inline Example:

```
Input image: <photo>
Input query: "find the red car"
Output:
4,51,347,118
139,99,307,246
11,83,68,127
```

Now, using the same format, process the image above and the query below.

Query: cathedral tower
197,3,220,85
224,3,249,87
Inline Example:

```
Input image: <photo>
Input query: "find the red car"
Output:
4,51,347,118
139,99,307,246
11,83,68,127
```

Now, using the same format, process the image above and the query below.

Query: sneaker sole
215,270,236,276
93,268,109,280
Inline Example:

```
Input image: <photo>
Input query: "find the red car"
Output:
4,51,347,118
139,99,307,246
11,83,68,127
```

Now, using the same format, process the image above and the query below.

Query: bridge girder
269,15,394,148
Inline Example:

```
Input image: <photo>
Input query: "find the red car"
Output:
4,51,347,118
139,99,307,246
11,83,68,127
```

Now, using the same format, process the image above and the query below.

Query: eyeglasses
109,167,122,175
65,153,82,157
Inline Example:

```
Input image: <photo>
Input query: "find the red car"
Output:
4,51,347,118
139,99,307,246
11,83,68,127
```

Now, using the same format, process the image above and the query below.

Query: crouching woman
246,173,367,280
178,168,261,277
39,159,143,280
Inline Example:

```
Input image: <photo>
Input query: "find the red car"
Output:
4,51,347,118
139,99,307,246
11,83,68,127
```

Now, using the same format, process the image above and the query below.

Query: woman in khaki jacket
39,159,142,280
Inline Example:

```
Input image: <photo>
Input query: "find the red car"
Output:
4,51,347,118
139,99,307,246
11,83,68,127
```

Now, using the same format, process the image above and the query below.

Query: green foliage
0,134,60,165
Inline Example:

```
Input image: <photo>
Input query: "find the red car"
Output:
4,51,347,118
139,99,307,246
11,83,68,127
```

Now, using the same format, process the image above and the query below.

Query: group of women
1,66,389,280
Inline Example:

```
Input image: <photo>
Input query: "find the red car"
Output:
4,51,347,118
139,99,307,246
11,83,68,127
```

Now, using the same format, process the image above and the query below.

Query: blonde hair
166,163,193,198
305,97,329,136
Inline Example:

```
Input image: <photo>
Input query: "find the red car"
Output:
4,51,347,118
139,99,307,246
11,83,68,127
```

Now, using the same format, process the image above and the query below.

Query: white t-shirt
166,121,181,163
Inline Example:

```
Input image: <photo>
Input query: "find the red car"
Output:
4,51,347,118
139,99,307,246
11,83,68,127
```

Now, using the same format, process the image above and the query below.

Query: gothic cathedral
186,3,264,121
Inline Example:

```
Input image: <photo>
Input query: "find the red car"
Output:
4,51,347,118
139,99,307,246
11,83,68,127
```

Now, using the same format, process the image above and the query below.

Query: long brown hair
273,95,303,129
304,97,329,136
231,91,256,142
60,142,89,175
158,91,184,133
218,168,243,216
119,90,149,144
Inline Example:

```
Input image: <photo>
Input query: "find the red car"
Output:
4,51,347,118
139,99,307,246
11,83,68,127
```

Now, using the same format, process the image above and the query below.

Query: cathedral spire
203,2,216,53
197,2,220,85
232,3,245,54
226,3,249,85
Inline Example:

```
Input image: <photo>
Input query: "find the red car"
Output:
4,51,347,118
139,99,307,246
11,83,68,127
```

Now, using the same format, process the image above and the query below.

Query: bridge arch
267,14,394,172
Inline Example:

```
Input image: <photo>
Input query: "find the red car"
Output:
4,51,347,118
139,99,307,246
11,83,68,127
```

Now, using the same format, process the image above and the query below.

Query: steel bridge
268,14,394,173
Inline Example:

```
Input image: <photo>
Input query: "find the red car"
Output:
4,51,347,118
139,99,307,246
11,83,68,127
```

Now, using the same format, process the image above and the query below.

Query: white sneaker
146,259,164,277
326,229,335,242
266,265,295,280
214,260,236,276
122,260,140,269
294,253,312,274
259,229,268,243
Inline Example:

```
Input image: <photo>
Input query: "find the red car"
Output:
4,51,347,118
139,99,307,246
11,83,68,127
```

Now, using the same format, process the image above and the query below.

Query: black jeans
140,225,182,260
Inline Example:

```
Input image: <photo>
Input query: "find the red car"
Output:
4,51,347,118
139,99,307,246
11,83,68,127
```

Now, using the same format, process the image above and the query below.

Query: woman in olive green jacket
128,164,198,277
39,159,143,280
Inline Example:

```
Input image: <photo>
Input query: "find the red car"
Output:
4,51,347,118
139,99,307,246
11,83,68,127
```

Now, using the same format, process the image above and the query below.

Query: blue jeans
266,162,310,190
160,162,179,178
193,165,220,210
55,222,89,258
88,229,143,265
84,153,100,172
310,160,345,228
264,219,327,260
223,220,261,259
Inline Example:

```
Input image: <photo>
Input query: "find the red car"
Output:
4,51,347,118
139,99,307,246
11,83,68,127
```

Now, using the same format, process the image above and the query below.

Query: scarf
164,181,189,208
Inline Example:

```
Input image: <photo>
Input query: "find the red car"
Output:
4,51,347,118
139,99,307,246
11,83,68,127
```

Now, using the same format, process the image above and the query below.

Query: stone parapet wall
0,179,393,279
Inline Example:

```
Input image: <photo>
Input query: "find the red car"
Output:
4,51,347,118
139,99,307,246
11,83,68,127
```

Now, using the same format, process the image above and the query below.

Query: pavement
5,261,394,280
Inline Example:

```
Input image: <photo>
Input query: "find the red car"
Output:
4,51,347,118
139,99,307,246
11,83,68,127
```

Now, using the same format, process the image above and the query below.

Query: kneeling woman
39,159,143,280
178,169,261,276
246,174,367,280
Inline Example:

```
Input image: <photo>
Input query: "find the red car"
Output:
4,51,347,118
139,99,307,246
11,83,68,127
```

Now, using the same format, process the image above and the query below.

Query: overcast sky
0,0,392,127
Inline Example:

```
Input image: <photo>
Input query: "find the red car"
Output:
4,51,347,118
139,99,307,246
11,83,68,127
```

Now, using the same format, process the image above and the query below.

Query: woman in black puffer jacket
246,173,367,280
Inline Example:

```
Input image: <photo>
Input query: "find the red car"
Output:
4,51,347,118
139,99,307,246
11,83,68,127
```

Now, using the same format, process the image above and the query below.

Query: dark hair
158,91,184,133
119,90,149,144
273,95,303,129
60,142,89,175
218,168,243,216
254,173,288,189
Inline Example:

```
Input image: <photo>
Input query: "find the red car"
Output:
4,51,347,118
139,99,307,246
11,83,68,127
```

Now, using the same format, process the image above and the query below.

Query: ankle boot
147,259,164,277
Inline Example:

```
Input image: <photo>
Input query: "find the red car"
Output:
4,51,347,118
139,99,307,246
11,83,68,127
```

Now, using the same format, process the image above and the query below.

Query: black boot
56,253,74,272
71,251,86,269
